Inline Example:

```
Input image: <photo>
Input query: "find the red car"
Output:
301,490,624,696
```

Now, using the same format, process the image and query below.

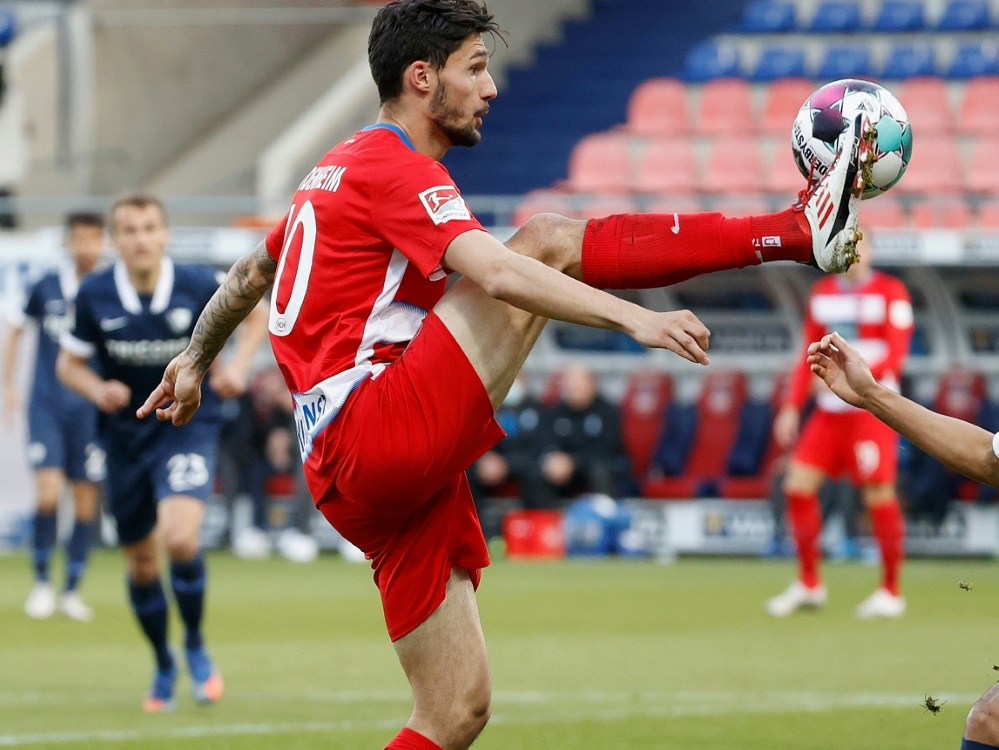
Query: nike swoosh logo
99,317,129,332
671,213,680,234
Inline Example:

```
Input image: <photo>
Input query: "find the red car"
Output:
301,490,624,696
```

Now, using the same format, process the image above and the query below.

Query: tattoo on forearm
187,244,277,374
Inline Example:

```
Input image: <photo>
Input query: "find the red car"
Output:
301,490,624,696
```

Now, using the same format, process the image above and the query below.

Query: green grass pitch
0,551,994,748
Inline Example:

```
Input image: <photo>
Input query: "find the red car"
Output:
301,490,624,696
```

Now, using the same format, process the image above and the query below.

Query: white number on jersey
166,453,210,493
270,201,318,338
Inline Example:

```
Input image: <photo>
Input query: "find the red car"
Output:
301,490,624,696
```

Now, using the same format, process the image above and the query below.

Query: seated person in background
531,363,630,508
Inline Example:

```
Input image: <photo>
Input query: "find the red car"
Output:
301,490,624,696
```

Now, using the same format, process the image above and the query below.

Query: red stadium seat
644,370,748,499
702,137,764,194
767,141,807,194
910,197,974,228
859,194,907,229
893,135,963,195
644,195,705,214
761,78,815,136
626,78,690,136
711,194,771,217
694,78,756,137
566,132,634,195
895,77,954,136
620,371,673,477
719,373,788,500
974,198,999,228
634,138,699,196
957,76,999,135
933,367,988,501
511,189,576,227
965,137,999,194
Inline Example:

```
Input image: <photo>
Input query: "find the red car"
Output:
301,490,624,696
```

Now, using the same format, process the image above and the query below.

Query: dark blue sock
32,512,57,582
64,519,95,592
128,578,173,672
962,740,999,749
170,555,206,651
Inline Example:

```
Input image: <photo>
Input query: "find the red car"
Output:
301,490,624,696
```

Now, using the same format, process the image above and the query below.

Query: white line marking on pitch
0,691,983,746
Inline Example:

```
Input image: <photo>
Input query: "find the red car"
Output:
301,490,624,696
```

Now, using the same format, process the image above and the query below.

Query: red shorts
304,312,505,641
793,408,900,485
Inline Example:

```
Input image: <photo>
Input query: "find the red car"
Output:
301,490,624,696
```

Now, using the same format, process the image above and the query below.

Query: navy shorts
27,401,104,482
104,420,219,545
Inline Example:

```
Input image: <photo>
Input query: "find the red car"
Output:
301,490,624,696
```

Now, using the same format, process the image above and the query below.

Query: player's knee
127,555,159,583
508,213,582,270
162,530,199,561
450,686,491,749
965,687,999,744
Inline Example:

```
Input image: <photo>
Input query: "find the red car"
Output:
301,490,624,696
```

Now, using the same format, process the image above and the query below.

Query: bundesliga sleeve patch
418,185,471,225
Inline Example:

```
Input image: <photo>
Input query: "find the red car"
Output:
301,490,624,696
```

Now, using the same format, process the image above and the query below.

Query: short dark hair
65,212,105,232
109,193,168,231
368,0,503,105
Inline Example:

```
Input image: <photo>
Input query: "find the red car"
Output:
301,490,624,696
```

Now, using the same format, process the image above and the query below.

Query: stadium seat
965,137,999,194
881,42,937,79
694,78,755,136
702,137,764,194
644,370,749,499
719,373,787,499
644,195,704,214
511,189,576,227
620,372,673,478
937,0,991,30
859,194,907,229
634,138,700,196
871,0,926,31
808,1,863,32
946,42,999,78
751,46,808,82
909,197,974,228
816,44,873,80
893,135,963,194
894,77,953,136
957,77,999,134
682,40,742,82
566,132,634,195
578,195,639,219
735,0,798,32
974,198,999,228
625,78,689,137
711,194,772,216
767,142,808,194
761,78,815,136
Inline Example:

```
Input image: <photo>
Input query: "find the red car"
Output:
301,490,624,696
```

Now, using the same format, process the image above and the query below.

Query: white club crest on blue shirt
166,307,193,334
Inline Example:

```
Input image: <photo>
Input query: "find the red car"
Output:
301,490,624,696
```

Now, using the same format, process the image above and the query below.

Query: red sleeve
265,211,290,261
370,157,483,278
868,279,913,382
785,285,825,410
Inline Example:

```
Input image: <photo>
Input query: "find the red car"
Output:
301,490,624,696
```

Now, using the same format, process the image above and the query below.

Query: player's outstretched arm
808,331,999,488
138,241,277,425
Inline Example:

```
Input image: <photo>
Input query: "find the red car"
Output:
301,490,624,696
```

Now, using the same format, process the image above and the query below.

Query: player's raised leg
388,568,489,750
160,495,223,705
24,468,64,619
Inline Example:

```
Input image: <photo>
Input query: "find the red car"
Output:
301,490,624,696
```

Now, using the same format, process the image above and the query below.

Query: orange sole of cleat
142,698,175,713
194,673,224,704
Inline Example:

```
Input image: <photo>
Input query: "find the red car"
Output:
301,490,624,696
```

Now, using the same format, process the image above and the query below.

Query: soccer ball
791,79,912,199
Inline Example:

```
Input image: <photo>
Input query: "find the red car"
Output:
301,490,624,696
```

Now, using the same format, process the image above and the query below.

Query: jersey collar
113,256,175,315
58,260,80,303
362,123,416,152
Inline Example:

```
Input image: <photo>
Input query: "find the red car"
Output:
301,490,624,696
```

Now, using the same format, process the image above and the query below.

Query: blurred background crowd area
1,0,999,559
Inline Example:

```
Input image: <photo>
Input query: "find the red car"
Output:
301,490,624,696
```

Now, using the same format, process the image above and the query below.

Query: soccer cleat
765,580,828,617
24,582,57,620
143,661,177,713
855,588,906,620
795,111,876,274
186,647,224,705
58,591,95,622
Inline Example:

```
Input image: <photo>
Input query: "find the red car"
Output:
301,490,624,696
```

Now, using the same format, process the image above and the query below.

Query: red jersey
264,125,484,460
786,270,913,413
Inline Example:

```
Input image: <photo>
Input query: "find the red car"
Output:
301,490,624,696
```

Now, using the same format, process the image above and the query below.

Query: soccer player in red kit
766,245,913,620
139,2,875,747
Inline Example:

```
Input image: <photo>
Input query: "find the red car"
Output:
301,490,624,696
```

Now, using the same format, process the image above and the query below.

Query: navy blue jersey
62,258,224,442
16,262,93,412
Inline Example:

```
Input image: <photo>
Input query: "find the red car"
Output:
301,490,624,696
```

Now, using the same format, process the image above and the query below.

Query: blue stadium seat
751,46,808,81
682,40,742,81
808,1,863,32
937,0,991,30
871,0,927,31
735,0,798,32
816,44,873,79
881,42,937,79
946,42,999,78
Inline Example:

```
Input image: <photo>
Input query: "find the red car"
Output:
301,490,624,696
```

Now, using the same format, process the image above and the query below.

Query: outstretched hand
806,331,877,409
635,309,711,365
136,351,204,426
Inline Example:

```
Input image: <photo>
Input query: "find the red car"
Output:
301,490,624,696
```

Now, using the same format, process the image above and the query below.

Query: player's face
110,204,170,275
66,224,104,274
431,34,496,148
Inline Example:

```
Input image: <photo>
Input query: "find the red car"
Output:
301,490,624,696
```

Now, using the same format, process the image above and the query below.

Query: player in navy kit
57,194,268,712
3,212,106,622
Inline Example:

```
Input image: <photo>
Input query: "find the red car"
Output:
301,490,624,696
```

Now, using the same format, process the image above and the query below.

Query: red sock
385,728,442,750
786,491,823,588
581,208,811,289
868,502,905,595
